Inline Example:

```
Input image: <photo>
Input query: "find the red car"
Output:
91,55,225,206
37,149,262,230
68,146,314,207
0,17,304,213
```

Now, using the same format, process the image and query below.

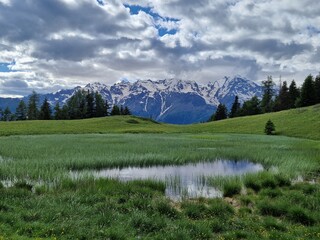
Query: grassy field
0,106,319,239
0,104,320,140
0,133,319,239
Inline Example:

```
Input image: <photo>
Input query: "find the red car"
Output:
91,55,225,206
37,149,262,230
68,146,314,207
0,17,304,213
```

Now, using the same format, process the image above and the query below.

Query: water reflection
75,160,263,200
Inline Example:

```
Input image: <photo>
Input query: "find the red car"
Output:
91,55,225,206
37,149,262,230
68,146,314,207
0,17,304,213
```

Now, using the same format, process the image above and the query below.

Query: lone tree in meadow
264,119,275,135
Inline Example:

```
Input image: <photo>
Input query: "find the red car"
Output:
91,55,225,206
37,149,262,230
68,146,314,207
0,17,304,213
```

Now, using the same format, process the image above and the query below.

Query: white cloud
0,0,319,97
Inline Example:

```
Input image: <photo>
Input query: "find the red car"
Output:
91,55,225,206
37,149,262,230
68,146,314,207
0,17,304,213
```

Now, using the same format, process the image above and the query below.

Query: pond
73,160,263,200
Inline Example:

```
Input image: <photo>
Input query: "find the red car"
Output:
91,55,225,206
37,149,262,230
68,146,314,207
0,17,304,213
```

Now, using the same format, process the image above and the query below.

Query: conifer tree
54,102,62,120
27,90,39,120
300,75,316,107
264,119,275,135
111,105,120,115
2,106,12,121
211,103,227,121
274,81,291,111
239,96,261,116
95,92,107,117
229,96,240,118
86,91,95,118
288,80,300,108
123,106,131,115
315,74,320,104
261,76,275,113
16,100,27,120
39,98,52,120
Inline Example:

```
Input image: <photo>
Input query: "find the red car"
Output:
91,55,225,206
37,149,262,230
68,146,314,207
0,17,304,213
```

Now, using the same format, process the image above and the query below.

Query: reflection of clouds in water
91,160,263,200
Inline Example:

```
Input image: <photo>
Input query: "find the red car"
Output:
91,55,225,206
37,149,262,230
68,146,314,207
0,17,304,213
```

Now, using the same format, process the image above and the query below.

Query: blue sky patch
0,62,13,72
96,0,104,6
124,4,179,36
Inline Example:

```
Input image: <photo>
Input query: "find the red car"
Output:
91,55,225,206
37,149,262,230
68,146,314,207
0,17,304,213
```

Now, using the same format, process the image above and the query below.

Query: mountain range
0,76,263,124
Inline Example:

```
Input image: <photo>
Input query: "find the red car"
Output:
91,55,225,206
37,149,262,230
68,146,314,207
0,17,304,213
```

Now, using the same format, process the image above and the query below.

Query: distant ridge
0,76,263,124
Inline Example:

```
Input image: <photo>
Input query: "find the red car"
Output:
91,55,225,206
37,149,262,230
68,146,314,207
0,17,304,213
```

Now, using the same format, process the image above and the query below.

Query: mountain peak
1,76,263,124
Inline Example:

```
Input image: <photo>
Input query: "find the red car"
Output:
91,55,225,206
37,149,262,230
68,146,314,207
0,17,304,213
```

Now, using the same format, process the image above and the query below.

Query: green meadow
0,106,319,239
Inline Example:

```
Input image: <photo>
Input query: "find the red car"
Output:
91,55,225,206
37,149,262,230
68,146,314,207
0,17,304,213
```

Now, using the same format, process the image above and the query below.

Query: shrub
264,119,275,135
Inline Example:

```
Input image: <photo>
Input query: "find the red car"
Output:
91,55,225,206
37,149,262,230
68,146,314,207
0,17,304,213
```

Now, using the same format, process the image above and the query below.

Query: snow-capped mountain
0,76,263,124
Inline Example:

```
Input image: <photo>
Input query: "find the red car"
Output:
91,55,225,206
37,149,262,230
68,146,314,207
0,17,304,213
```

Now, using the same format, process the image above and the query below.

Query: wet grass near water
0,133,319,239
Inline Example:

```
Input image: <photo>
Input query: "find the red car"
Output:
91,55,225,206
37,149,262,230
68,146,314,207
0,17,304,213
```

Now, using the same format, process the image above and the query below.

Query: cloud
0,0,319,96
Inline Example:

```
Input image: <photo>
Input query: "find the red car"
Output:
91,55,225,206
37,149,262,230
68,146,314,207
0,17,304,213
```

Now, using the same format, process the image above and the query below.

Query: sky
0,0,319,97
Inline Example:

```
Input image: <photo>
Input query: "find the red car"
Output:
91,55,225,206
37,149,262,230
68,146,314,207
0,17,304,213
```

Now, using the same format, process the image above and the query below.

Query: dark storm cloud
235,39,313,59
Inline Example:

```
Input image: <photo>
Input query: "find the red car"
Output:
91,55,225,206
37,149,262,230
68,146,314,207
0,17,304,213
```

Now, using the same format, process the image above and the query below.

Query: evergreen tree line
209,74,320,121
0,89,131,121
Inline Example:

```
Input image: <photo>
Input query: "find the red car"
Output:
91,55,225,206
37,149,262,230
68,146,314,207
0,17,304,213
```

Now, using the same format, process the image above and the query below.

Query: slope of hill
0,105,319,140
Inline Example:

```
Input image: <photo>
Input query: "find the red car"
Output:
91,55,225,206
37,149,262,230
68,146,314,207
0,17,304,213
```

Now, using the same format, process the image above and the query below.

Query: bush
264,119,276,135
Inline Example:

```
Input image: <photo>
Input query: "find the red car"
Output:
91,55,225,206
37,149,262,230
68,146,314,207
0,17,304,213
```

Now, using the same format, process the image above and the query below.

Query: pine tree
54,103,62,120
211,103,227,121
86,91,95,118
288,80,300,108
261,76,275,113
120,105,124,115
95,92,107,117
274,81,291,111
61,105,70,120
16,100,27,120
315,74,320,104
239,96,261,116
39,98,52,120
2,106,12,121
229,96,240,118
110,105,121,115
300,75,316,107
67,90,87,119
27,90,39,120
264,119,275,135
123,106,131,115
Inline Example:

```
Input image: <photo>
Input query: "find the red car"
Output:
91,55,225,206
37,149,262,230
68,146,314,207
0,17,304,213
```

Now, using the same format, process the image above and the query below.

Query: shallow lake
73,160,263,200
